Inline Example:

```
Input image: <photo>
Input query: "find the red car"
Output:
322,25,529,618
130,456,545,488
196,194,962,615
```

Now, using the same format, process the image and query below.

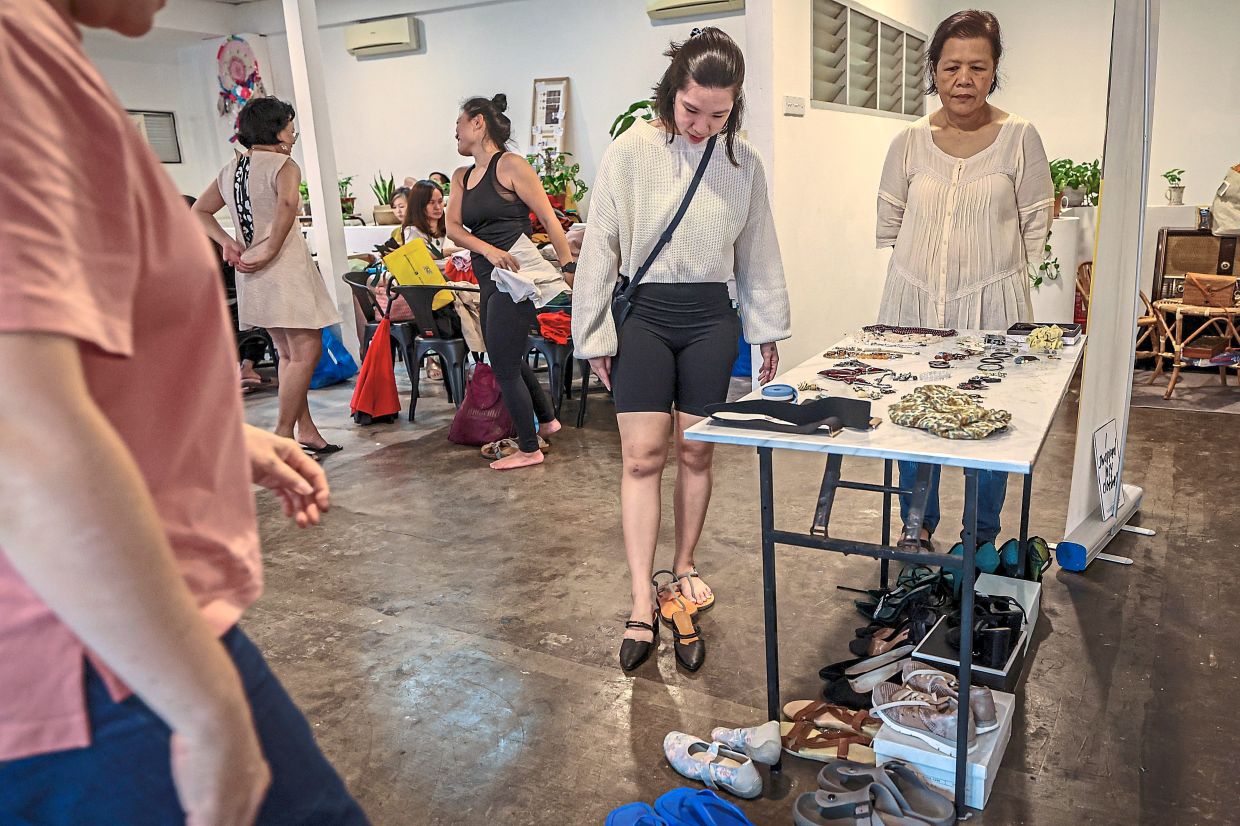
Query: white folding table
684,330,1085,816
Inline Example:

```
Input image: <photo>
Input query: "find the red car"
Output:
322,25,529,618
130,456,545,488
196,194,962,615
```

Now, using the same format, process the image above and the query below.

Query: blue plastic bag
309,326,359,389
731,321,751,377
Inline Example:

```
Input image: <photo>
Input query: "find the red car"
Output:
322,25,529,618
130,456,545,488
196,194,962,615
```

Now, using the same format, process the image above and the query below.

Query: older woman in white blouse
876,10,1053,550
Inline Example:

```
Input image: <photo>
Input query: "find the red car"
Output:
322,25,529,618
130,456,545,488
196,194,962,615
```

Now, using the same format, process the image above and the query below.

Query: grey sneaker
900,662,999,734
710,719,782,766
871,684,977,756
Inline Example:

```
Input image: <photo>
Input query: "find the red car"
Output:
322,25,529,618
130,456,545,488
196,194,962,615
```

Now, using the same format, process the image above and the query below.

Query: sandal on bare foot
675,568,714,612
480,436,549,460
654,569,698,628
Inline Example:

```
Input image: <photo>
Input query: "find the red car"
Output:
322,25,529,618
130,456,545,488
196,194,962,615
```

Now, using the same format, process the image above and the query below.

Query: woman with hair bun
447,94,576,470
571,27,791,672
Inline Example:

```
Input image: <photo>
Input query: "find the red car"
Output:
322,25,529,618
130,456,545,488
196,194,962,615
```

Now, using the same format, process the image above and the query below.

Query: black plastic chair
526,334,574,420
391,282,480,421
340,271,419,364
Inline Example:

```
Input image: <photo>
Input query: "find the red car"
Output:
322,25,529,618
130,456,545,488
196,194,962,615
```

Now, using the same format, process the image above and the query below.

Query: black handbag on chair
611,133,718,329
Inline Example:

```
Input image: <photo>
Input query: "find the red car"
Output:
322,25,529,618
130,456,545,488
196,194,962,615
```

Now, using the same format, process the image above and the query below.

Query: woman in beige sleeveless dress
192,97,341,456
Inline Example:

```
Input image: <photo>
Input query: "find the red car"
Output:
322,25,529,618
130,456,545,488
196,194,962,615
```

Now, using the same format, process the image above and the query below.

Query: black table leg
758,447,782,773
1019,472,1033,579
955,468,979,816
881,459,893,588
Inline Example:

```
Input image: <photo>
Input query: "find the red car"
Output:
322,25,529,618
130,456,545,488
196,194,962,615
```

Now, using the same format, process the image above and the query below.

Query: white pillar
281,0,356,353
1060,0,1160,569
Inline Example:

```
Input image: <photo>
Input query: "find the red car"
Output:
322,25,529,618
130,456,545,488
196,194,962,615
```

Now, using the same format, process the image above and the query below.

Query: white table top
684,330,1085,474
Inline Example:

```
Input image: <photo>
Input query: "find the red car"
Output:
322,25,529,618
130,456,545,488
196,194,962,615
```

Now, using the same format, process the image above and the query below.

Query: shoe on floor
780,721,875,765
871,684,977,756
605,801,669,826
817,759,955,826
663,732,762,798
654,788,755,825
710,719,781,766
782,700,880,737
900,661,998,734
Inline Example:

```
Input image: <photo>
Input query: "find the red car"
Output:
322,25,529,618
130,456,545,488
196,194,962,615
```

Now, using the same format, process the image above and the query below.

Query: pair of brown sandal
780,700,879,764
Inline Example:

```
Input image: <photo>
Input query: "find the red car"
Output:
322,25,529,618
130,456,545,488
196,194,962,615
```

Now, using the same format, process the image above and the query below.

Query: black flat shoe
619,614,658,672
669,612,705,672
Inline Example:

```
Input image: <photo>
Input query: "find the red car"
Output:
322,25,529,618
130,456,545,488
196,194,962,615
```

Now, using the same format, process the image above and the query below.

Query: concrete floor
241,367,1238,825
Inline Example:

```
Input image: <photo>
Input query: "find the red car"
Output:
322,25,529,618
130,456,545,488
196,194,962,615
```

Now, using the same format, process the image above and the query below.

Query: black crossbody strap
622,133,718,299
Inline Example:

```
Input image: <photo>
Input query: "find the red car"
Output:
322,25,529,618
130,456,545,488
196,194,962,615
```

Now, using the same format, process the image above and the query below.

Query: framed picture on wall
531,77,569,154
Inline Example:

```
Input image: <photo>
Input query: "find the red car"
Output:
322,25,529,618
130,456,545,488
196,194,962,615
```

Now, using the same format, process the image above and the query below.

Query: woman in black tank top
447,94,576,470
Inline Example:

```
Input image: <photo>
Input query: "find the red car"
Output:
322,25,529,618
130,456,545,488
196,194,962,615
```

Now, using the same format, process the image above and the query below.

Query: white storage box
874,688,1016,810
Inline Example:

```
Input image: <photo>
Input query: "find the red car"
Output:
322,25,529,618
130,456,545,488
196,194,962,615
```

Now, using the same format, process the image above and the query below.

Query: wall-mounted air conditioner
344,16,419,57
646,0,744,20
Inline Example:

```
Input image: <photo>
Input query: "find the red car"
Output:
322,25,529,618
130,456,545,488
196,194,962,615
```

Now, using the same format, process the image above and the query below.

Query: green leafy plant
1049,158,1075,198
1162,168,1185,187
1050,159,1101,206
298,181,309,202
337,175,354,199
525,149,588,200
610,99,656,139
1033,229,1060,288
370,172,396,205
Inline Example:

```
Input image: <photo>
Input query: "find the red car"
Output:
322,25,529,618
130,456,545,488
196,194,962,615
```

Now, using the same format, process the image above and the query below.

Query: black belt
704,398,878,436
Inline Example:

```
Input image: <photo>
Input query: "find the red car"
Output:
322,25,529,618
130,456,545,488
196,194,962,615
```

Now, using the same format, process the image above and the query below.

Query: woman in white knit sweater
877,10,1053,551
572,28,791,672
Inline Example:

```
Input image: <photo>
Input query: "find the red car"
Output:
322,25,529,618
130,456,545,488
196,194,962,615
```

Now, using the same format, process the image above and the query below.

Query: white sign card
1092,418,1121,521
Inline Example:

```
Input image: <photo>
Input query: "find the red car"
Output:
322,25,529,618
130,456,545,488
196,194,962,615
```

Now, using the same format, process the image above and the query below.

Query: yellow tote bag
382,237,453,310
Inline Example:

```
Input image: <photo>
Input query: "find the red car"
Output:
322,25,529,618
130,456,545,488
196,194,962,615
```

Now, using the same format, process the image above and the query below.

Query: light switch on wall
783,96,806,117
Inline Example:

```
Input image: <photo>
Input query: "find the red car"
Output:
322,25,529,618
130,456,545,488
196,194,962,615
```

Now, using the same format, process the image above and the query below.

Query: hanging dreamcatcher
217,35,266,142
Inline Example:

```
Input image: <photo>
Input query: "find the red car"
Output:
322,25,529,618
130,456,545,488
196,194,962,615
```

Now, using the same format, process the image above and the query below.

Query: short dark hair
236,96,296,148
925,10,1003,96
460,95,512,148
652,27,745,166
402,180,446,240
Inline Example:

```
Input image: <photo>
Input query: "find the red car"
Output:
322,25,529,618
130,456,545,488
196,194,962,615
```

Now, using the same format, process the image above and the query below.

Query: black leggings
611,283,740,417
480,280,555,453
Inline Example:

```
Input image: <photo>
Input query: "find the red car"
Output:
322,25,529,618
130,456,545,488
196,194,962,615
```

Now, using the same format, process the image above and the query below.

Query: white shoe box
975,574,1042,655
873,688,1015,810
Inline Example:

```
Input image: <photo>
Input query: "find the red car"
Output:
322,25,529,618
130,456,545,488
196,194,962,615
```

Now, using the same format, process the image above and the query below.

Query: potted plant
338,175,355,217
298,180,311,216
525,148,588,211
610,99,656,140
1056,159,1101,210
1162,168,1186,205
1049,158,1074,218
370,172,398,225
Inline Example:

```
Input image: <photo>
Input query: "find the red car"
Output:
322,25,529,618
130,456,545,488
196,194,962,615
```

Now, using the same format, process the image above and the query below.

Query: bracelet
928,360,952,369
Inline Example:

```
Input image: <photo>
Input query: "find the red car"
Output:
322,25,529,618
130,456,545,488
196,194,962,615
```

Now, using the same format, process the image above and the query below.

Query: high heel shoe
619,610,659,672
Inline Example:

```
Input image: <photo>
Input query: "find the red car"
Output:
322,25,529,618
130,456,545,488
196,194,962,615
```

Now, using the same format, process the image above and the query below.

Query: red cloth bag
350,317,401,424
448,364,516,445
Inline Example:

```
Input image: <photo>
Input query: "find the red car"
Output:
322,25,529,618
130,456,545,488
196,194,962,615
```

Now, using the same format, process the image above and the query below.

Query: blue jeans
0,626,370,826
898,461,1008,545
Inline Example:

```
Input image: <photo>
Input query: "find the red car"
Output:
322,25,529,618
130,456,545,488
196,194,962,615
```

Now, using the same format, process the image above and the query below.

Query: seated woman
389,186,410,231
399,179,461,257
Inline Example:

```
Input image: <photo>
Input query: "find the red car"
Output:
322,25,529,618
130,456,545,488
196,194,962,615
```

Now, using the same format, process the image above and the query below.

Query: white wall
259,0,745,217
82,46,214,195
979,0,1238,207
750,0,944,368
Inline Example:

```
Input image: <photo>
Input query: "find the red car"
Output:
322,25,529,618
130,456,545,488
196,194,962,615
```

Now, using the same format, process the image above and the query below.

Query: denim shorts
0,625,370,826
